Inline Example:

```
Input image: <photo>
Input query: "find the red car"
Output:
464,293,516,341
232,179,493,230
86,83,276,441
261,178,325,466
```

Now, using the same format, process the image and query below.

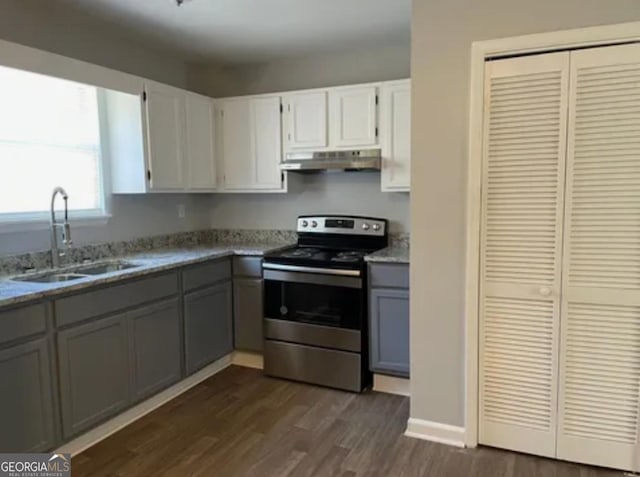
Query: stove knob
362,223,370,231
311,220,318,228
373,224,381,231
301,220,309,228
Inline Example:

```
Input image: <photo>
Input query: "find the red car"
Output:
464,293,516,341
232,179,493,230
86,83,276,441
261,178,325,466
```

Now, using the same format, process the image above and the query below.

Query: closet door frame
463,22,640,449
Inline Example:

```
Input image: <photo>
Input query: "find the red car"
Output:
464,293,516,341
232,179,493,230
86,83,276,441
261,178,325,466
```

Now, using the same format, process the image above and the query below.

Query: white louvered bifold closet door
557,43,640,472
478,52,570,457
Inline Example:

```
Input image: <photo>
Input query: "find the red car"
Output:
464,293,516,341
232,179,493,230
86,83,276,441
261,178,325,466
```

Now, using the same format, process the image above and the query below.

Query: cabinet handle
539,286,552,297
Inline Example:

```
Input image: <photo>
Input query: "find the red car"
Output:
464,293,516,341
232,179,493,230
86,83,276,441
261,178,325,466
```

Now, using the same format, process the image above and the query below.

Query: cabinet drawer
369,263,409,289
233,257,262,278
55,273,179,327
0,303,47,345
182,259,231,293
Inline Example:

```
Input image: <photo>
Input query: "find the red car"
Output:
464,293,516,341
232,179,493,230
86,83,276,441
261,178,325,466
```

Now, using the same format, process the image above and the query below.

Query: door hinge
280,104,283,113
147,170,151,181
375,95,379,105
375,127,379,137
281,172,285,183
142,91,147,102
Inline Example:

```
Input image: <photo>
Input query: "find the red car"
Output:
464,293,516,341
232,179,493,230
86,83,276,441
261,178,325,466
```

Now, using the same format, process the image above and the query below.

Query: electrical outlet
177,204,186,219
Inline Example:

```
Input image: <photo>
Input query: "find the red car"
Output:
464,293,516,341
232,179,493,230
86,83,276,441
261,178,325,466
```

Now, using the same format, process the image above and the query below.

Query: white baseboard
232,350,263,369
373,374,410,396
405,418,466,448
55,353,233,457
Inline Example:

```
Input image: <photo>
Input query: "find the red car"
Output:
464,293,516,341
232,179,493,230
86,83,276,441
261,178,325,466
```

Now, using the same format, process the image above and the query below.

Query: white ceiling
57,0,411,63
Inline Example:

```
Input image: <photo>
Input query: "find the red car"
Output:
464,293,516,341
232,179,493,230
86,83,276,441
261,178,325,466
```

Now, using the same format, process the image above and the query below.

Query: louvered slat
562,303,640,444
483,64,563,285
479,52,568,458
565,55,640,289
557,43,640,473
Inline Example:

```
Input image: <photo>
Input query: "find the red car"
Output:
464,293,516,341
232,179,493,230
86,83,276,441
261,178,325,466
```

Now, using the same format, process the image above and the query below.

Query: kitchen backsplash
0,229,409,276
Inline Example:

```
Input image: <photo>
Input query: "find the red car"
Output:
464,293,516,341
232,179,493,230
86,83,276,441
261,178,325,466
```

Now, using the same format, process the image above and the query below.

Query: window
0,65,106,223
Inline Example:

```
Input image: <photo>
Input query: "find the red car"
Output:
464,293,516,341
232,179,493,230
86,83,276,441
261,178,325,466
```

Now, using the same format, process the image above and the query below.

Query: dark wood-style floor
73,366,621,477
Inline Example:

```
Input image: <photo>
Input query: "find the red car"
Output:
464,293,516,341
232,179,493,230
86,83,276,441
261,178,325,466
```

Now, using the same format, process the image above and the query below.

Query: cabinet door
233,278,263,352
252,96,283,189
57,315,130,439
557,43,640,473
369,288,410,377
185,93,216,191
381,81,411,192
329,85,378,148
219,99,253,189
285,91,327,149
0,338,56,452
478,52,569,458
129,299,182,402
144,82,186,191
184,282,233,375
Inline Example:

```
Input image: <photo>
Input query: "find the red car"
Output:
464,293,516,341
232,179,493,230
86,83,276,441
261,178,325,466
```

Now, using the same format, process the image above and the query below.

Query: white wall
410,0,640,430
0,1,214,257
210,173,409,233
0,195,210,256
189,44,412,233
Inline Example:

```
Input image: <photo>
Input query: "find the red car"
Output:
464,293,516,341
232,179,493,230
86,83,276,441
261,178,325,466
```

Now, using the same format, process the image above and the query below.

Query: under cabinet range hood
281,149,381,172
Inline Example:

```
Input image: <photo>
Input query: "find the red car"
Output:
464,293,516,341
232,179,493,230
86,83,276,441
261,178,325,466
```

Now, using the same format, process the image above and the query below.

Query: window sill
0,214,112,234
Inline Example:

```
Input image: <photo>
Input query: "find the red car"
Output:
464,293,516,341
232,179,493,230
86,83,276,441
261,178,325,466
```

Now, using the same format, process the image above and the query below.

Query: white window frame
0,79,112,233
0,37,145,234
463,21,640,449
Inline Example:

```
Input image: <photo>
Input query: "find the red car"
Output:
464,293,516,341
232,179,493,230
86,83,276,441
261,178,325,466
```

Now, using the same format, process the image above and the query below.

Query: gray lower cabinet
369,288,410,377
233,278,263,351
368,263,410,378
57,314,130,439
184,281,233,375
0,338,56,452
129,298,182,402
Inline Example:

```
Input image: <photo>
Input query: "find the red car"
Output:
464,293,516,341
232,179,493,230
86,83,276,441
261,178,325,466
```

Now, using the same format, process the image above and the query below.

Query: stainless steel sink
12,273,89,283
72,261,139,275
10,260,140,283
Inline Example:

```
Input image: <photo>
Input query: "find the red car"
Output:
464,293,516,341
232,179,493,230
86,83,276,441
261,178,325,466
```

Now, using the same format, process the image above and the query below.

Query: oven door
263,265,363,330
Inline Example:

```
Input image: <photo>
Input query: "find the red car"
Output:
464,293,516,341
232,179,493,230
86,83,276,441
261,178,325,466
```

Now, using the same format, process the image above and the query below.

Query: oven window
264,280,362,330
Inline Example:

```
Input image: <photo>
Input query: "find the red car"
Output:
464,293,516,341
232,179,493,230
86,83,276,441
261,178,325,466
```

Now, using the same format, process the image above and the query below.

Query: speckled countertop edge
0,242,293,310
364,245,410,264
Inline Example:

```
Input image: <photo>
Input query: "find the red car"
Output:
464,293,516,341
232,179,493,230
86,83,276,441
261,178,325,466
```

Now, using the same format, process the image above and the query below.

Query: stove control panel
297,216,386,236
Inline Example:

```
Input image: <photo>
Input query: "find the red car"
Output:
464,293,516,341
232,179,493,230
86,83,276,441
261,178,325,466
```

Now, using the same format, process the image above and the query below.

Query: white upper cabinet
380,80,411,192
284,91,327,150
219,98,252,190
252,96,284,189
329,85,378,148
218,95,285,193
185,92,217,192
143,81,186,191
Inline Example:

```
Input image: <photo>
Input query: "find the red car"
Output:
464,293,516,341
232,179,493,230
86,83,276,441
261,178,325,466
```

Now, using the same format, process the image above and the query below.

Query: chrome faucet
50,187,72,268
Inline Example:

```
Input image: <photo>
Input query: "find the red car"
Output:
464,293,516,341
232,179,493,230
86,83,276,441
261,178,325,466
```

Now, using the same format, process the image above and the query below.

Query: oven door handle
262,263,361,277
263,266,362,289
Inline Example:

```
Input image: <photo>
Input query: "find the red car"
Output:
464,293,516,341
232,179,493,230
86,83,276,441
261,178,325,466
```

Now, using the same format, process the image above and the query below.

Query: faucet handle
63,223,73,246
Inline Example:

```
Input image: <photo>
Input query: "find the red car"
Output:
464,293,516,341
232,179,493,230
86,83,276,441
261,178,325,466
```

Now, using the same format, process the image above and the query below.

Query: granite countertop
0,242,293,310
365,245,410,264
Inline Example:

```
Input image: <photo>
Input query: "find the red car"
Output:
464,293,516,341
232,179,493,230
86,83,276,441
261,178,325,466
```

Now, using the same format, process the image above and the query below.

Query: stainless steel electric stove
262,215,388,392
